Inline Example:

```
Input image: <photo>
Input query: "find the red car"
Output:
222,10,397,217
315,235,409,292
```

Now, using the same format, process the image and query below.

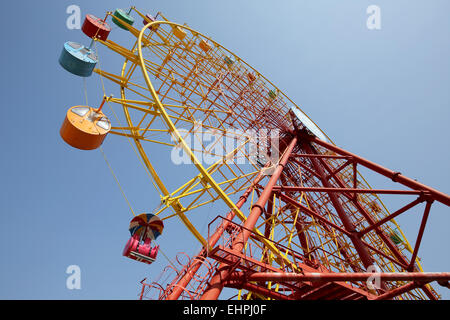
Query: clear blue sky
0,0,449,299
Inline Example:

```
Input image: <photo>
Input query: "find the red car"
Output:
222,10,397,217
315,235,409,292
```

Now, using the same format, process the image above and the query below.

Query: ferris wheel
58,6,450,300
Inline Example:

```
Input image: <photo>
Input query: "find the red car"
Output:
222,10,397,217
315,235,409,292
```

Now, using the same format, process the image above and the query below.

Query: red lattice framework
139,125,450,300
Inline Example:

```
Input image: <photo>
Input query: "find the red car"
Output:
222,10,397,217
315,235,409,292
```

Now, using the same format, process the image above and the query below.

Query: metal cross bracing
139,252,221,300
140,131,450,300
84,7,450,300
150,132,449,300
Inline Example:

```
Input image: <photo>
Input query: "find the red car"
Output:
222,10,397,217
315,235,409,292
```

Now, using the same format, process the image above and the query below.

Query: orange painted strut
96,96,107,113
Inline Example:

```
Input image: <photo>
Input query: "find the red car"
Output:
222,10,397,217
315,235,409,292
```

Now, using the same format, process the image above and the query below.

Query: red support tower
140,127,450,300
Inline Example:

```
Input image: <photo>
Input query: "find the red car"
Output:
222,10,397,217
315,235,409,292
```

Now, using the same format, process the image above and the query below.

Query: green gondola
112,9,135,30
389,230,403,245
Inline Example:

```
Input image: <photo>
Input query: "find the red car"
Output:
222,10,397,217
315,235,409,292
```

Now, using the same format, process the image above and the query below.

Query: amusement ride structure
58,7,450,300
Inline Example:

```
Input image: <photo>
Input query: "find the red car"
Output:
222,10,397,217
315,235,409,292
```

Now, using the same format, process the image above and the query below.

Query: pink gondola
123,213,163,265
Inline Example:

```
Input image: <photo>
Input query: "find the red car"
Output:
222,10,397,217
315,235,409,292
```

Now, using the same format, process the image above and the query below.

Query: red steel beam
407,200,433,271
305,199,363,272
311,150,438,300
200,137,298,300
301,142,377,273
290,158,321,178
304,141,439,299
328,159,353,180
278,193,352,237
225,281,295,300
273,186,423,195
302,134,450,207
278,174,315,263
227,271,450,283
358,196,425,236
358,238,409,269
290,153,351,160
165,168,267,300
373,281,427,300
